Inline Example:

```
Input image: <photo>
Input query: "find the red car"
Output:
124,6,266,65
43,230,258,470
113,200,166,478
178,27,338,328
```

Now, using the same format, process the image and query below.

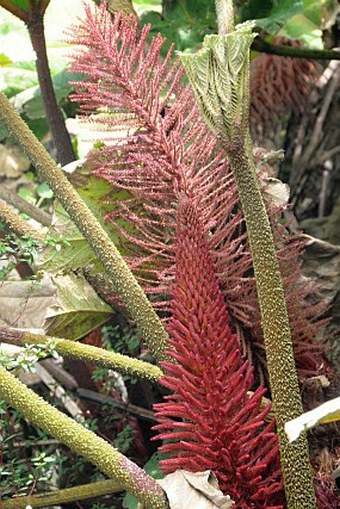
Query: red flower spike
68,4,332,387
153,196,285,508
67,3,254,328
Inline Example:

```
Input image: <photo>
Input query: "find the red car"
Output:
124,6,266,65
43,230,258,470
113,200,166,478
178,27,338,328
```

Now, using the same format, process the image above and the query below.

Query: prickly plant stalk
0,90,169,363
0,366,168,509
180,9,317,508
0,327,163,383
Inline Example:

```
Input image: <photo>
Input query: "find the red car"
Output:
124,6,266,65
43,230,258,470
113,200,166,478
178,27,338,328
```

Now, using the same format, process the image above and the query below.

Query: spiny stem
0,327,163,383
0,367,168,509
181,15,317,506
0,479,121,509
0,199,45,241
0,91,169,363
226,136,317,508
210,12,317,505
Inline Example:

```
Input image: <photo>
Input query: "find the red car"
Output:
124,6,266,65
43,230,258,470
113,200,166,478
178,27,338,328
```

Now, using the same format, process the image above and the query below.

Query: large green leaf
0,56,37,94
141,0,217,54
282,0,338,47
41,200,104,274
241,0,304,34
0,272,113,340
41,170,133,274
8,70,82,120
45,272,113,340
283,13,323,47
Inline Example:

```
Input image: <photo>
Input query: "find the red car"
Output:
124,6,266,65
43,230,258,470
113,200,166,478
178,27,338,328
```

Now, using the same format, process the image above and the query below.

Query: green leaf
41,175,132,274
0,53,12,66
36,182,53,200
122,493,138,509
283,13,323,48
23,114,49,141
9,70,82,120
140,0,217,54
41,201,99,273
1,63,37,99
303,0,322,25
5,0,29,10
45,272,113,340
241,0,274,20
242,0,304,34
143,452,167,479
280,0,336,47
18,186,35,204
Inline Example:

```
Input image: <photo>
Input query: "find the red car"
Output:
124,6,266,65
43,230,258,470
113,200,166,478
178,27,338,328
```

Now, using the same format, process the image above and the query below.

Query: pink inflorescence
68,4,331,386
153,196,285,508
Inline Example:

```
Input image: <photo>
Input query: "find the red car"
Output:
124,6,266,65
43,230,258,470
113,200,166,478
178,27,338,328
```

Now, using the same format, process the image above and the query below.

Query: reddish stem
27,12,75,165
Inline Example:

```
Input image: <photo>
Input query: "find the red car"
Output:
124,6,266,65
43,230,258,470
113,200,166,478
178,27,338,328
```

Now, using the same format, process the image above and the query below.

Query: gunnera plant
67,3,335,507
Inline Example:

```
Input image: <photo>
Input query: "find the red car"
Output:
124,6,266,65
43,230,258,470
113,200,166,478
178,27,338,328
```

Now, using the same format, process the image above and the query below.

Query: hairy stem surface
215,0,234,34
0,479,121,509
0,327,163,383
180,18,317,506
0,367,168,509
0,185,51,226
226,136,316,508
0,200,45,241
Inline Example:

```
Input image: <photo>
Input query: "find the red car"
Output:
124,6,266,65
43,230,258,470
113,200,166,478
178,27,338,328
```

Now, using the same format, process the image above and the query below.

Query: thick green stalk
0,479,121,509
0,91,169,363
0,367,168,509
180,24,317,508
252,36,340,61
226,136,316,508
0,200,45,241
0,327,163,383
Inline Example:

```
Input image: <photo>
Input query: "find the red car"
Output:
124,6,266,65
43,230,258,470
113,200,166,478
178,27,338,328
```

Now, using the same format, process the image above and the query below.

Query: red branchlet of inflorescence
68,5,334,507
153,197,285,508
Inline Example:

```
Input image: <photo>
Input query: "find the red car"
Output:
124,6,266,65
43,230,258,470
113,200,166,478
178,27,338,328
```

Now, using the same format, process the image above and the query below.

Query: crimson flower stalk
68,4,331,386
67,4,336,505
153,196,285,508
